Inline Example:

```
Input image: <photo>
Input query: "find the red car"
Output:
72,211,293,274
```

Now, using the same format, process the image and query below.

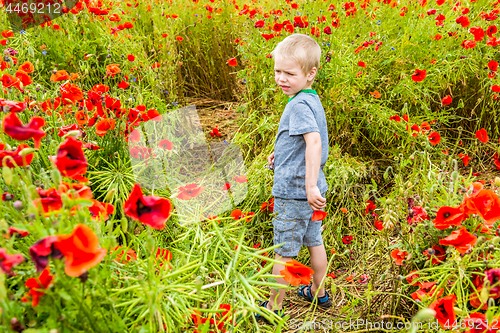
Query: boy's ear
308,67,318,80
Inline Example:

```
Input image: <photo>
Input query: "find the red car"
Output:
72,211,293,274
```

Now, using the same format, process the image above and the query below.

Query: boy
255,33,332,324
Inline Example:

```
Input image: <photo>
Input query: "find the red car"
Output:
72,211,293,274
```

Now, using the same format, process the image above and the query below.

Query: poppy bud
451,170,458,182
51,169,61,185
413,308,436,322
2,166,12,186
426,248,435,255
495,177,500,187
104,189,115,203
121,217,128,233
480,285,489,303
477,236,485,245
10,317,25,332
61,193,70,208
19,147,36,157
145,233,155,253
13,200,23,211
493,236,500,244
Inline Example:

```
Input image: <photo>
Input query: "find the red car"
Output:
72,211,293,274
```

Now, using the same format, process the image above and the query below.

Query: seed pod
493,236,500,245
451,170,458,182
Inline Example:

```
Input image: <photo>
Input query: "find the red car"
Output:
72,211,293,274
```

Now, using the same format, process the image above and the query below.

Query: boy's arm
303,132,326,210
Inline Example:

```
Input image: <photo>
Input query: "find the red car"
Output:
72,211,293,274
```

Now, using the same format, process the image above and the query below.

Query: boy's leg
267,253,292,311
307,244,328,297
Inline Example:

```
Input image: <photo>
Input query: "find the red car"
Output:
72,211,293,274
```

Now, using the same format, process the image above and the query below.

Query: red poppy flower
406,270,421,286
158,139,173,150
461,39,477,49
176,183,204,200
411,281,444,301
95,118,116,136
210,127,221,137
461,189,500,226
29,236,63,272
176,36,183,42
56,224,106,277
58,124,80,137
7,227,29,238
32,187,63,214
2,112,45,148
402,114,409,122
441,95,452,106
231,209,243,219
127,54,135,61
439,227,477,253
464,312,500,330
390,249,407,265
155,248,173,269
60,82,83,105
21,268,54,307
0,248,24,275
254,20,265,28
458,153,470,166
124,184,172,230
389,115,401,122
358,61,366,67
432,206,468,229
312,210,328,221
52,136,87,181
469,26,485,41
420,121,431,133
0,143,34,168
0,99,27,113
411,69,427,82
222,182,231,190
147,109,161,120
342,235,353,244
118,80,129,89
88,199,114,221
232,175,248,183
429,294,457,329
280,259,314,286
475,128,489,143
428,131,441,146
489,60,499,72
111,246,137,264
423,245,446,265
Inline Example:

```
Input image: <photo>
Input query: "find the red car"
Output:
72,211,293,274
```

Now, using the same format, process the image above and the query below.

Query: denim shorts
272,197,324,257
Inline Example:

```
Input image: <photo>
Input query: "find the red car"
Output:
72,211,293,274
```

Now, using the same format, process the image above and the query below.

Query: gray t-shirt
271,89,329,199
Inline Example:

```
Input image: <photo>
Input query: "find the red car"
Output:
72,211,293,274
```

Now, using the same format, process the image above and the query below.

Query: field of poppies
1,0,500,331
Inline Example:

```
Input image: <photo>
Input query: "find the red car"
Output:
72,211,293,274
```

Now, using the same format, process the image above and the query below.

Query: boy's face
274,57,316,98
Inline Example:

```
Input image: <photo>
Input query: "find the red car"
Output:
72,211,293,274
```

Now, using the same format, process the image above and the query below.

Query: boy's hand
306,185,326,211
268,151,275,165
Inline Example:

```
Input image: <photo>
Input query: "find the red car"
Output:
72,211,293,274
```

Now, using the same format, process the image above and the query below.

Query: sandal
298,284,332,308
254,301,285,324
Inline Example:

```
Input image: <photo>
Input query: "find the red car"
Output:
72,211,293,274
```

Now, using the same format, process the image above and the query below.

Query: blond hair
270,33,321,78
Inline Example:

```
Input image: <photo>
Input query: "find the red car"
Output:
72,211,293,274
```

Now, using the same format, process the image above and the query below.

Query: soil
183,96,243,143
